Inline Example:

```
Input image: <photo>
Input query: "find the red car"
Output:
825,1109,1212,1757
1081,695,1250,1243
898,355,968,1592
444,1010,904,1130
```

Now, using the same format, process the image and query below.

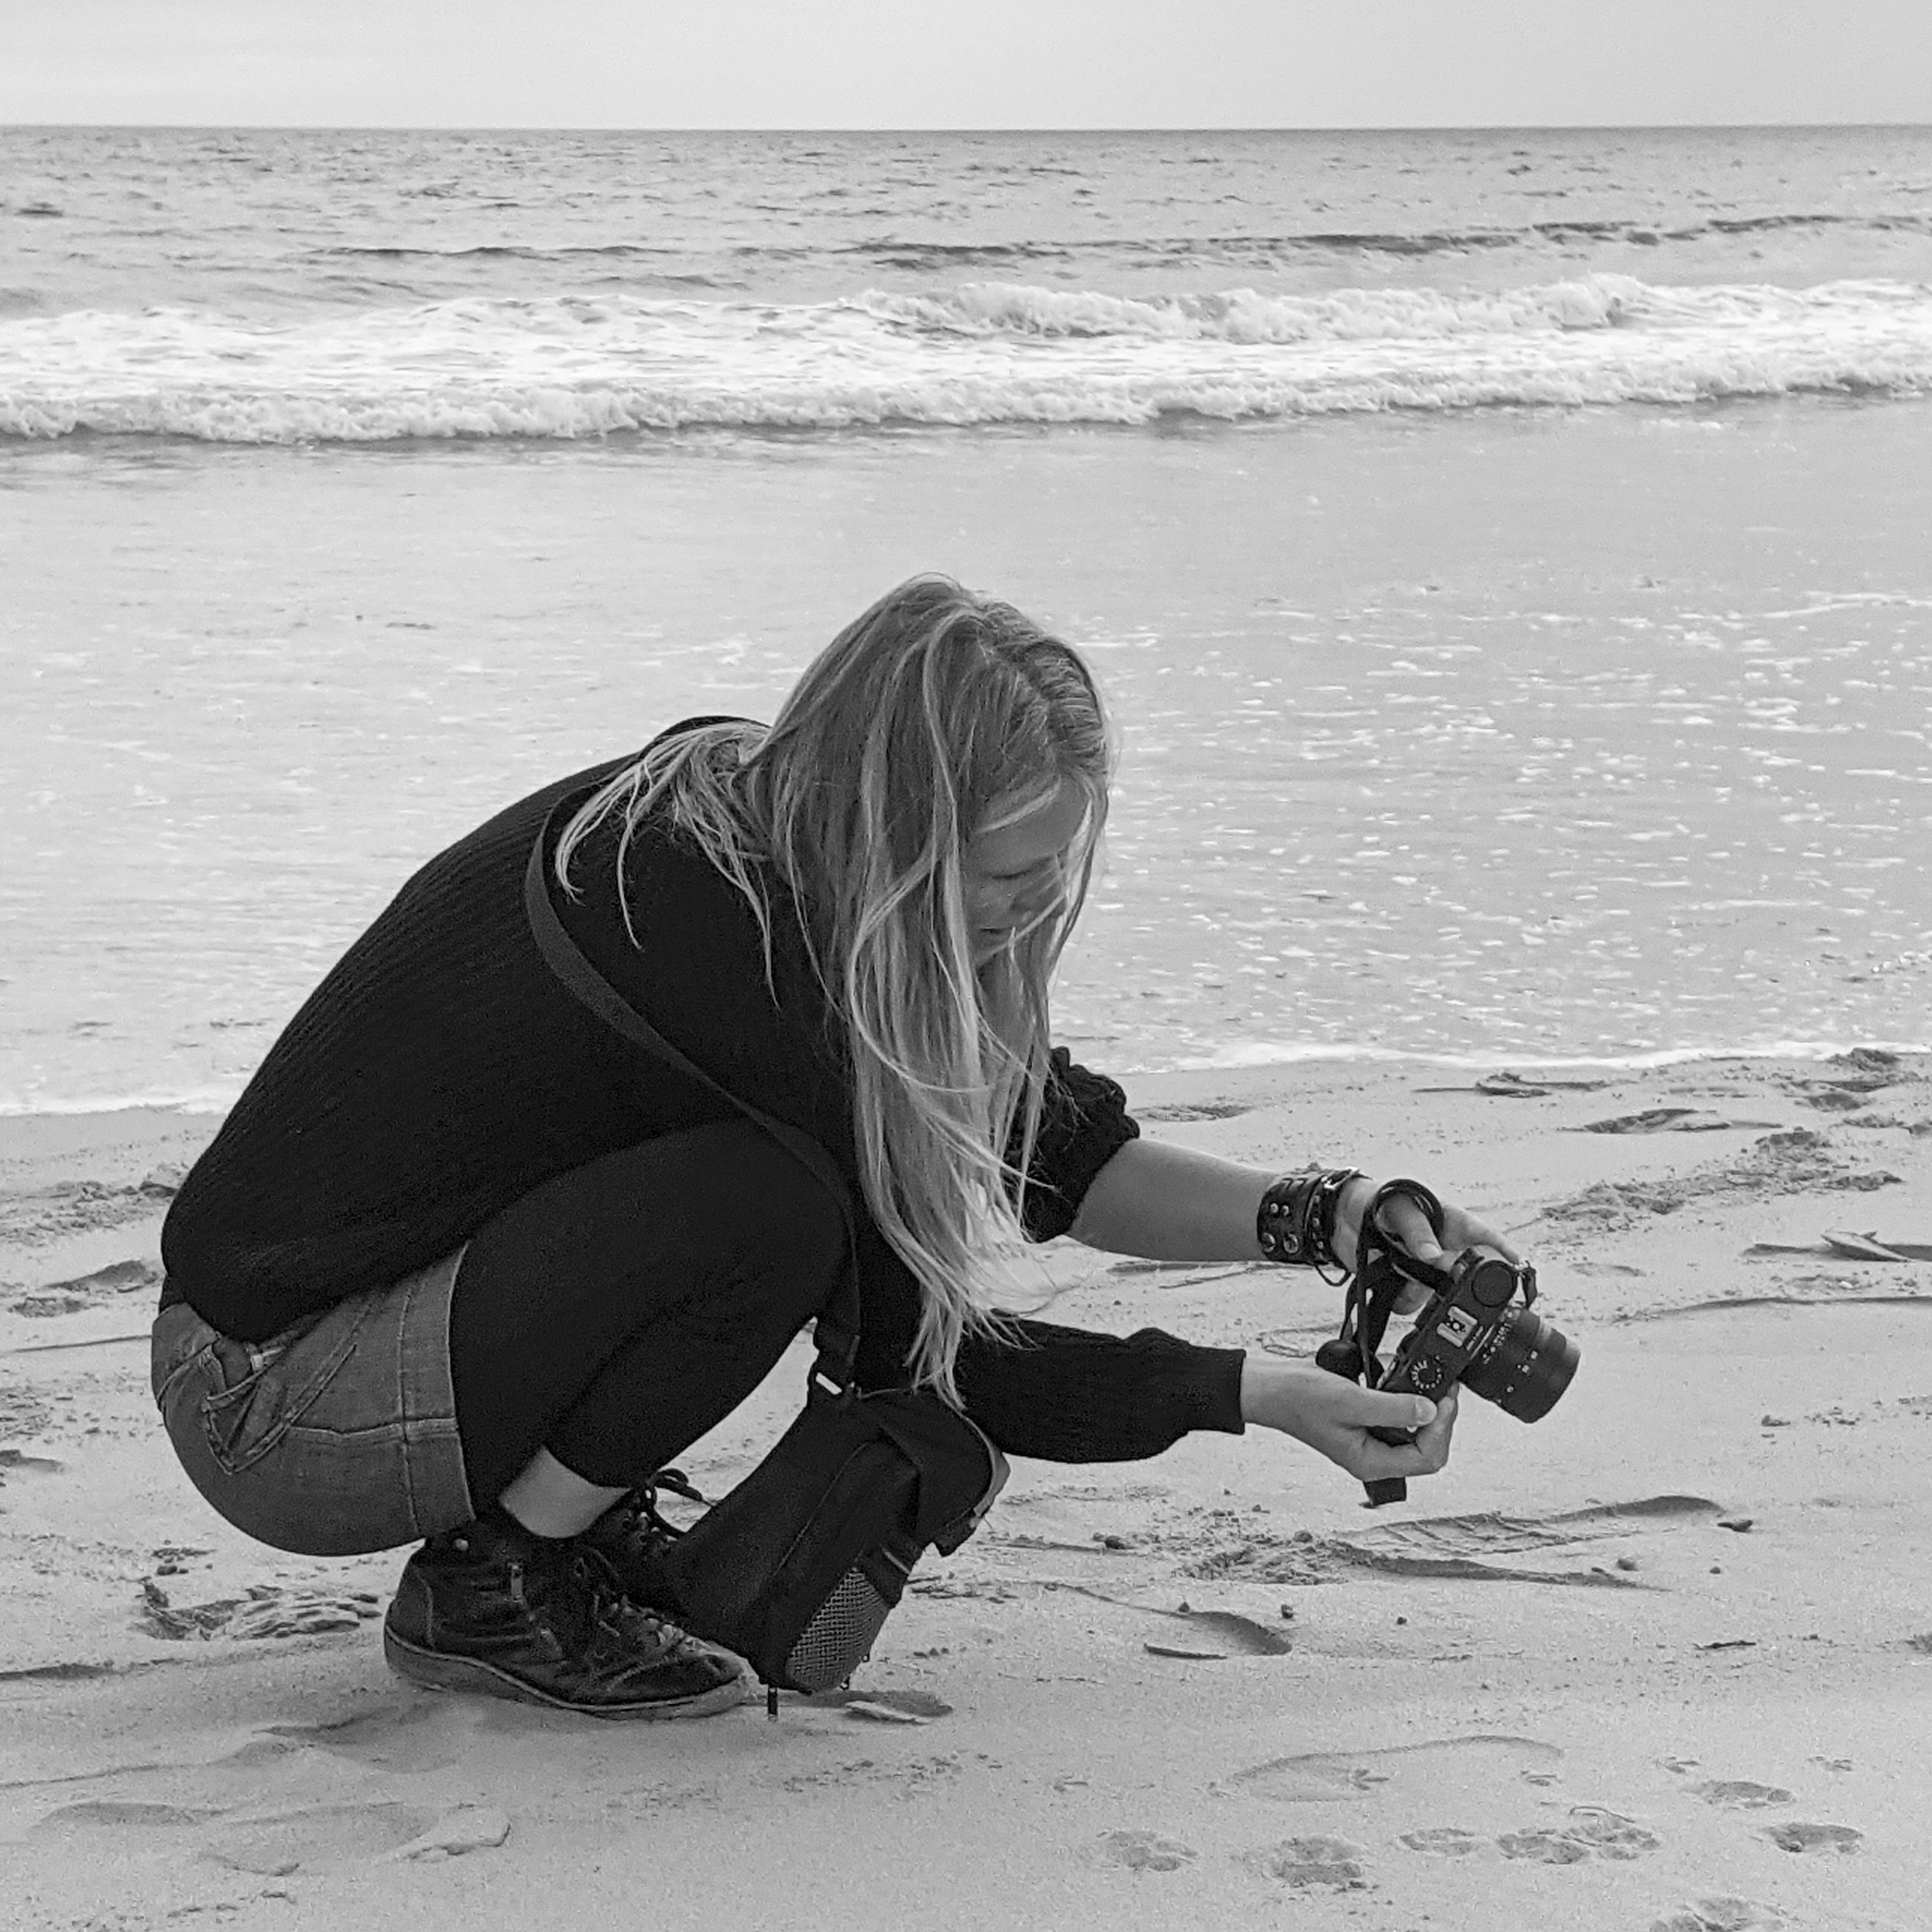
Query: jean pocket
199,1301,371,1477
155,1342,217,1415
152,1323,214,1416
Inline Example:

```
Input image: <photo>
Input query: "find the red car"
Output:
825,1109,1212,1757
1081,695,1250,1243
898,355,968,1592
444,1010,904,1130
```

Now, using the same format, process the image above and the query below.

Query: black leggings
447,1121,847,1506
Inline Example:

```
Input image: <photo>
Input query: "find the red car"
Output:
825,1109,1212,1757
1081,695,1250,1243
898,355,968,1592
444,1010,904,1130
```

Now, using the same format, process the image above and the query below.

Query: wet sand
3,1051,1930,1930
9,396,1932,1112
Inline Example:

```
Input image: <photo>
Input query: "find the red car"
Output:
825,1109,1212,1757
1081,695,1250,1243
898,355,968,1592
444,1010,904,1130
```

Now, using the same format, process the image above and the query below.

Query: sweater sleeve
1013,1048,1140,1241
949,1315,1248,1463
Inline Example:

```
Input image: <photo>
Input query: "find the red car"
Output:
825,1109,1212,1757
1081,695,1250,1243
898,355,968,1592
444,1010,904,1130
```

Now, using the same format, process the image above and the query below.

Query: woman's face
962,779,1088,957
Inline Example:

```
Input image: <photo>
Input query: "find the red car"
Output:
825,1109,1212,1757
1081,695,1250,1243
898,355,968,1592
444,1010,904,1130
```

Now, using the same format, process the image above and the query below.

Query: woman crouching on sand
153,574,1507,1719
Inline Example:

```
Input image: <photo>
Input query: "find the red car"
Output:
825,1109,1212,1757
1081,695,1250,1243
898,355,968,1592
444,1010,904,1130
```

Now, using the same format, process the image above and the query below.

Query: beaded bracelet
1257,1166,1364,1275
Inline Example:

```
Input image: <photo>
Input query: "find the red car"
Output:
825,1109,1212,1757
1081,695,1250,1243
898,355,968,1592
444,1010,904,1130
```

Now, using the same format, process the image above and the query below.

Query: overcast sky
5,1,1930,129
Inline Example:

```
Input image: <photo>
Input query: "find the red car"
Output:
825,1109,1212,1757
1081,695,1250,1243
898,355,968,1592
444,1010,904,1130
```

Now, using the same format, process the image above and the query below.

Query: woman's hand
1240,1356,1460,1484
1329,1179,1520,1315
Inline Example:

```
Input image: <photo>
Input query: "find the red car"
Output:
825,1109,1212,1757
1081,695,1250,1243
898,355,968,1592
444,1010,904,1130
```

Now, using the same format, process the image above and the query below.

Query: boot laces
600,1467,703,1560
567,1545,706,1664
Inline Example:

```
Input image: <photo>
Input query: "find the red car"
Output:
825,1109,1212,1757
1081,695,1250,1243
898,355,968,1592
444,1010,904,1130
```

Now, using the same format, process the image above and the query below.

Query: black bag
636,1376,1004,1702
524,817,1009,1709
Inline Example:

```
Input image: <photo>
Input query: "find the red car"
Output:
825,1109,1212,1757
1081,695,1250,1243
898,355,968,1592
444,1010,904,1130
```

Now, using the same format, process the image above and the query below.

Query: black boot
572,1472,697,1611
383,1507,745,1719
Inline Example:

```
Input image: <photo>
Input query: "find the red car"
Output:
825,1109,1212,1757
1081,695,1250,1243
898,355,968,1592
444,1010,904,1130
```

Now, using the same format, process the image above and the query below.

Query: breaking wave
4,273,1929,442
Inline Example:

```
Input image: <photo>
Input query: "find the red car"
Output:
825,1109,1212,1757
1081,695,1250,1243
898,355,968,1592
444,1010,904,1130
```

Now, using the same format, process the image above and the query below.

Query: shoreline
10,1034,1932,1125
5,1050,1930,1927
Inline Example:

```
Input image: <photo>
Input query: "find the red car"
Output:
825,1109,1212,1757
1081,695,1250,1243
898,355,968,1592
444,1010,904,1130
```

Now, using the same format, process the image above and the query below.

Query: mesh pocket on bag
783,1564,895,1693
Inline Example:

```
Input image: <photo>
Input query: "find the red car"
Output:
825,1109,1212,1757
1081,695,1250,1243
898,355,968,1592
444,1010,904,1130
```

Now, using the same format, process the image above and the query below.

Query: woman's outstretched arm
1065,1138,1283,1261
1065,1136,1478,1484
1066,1136,1516,1277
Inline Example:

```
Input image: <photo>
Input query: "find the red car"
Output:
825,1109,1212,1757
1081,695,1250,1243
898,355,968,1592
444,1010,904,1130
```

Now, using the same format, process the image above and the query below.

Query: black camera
1316,1189,1579,1506
1370,1246,1577,1425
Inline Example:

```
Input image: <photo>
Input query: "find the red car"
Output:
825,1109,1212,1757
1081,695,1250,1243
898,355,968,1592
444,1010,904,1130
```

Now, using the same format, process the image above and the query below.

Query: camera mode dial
1404,1355,1448,1394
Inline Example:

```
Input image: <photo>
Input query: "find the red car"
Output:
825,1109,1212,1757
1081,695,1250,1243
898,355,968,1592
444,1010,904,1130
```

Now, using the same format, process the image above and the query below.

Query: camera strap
522,811,866,1381
1332,1178,1448,1388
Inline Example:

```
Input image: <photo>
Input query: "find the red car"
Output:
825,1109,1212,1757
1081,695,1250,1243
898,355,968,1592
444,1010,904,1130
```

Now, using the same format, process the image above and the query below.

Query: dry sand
2,1052,1929,1931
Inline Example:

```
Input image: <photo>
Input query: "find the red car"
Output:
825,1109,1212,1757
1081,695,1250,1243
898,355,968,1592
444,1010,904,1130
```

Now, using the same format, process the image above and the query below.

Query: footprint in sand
201,1802,439,1875
1224,1733,1560,1803
1400,1825,1487,1857
1691,1779,1792,1809
1560,1807,1663,1859
1496,1827,1590,1865
1653,1899,1786,1932
1093,1829,1198,1874
1761,1821,1861,1855
35,1799,223,1831
1496,1808,1661,1863
1246,1834,1369,1890
37,1792,444,1878
137,1579,383,1641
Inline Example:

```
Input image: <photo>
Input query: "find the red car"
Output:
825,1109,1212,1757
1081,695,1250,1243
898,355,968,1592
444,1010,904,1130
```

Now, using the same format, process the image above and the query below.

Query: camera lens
1460,1305,1579,1422
1462,1254,1521,1309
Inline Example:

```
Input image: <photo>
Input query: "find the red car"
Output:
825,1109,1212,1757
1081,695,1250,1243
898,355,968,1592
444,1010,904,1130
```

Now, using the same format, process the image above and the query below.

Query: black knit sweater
160,735,1248,1463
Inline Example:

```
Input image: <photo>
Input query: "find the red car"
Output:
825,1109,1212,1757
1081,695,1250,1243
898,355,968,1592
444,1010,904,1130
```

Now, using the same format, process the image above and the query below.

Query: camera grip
1364,1424,1412,1508
1317,1347,1412,1505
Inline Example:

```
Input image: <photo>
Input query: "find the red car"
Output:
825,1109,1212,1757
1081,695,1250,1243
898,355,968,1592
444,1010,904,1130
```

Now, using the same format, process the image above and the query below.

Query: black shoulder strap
522,812,866,1377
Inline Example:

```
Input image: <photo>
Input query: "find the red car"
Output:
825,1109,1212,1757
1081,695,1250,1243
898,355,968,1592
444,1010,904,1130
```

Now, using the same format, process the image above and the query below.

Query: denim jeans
150,1249,475,1557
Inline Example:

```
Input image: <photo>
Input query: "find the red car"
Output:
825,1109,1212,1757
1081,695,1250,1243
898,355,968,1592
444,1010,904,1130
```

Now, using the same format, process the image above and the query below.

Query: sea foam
3,276,1929,441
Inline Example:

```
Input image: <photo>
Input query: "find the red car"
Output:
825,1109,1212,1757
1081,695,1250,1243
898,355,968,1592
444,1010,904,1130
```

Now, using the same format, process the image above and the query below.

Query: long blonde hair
555,575,1113,1400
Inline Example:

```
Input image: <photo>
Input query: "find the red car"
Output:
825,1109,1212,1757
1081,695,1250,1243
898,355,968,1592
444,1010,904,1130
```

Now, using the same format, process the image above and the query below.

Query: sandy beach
7,110,1930,1932
4,1050,1928,1931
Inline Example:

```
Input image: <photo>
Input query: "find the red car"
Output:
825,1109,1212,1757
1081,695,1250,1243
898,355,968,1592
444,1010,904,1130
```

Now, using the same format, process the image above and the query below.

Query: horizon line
6,118,1931,136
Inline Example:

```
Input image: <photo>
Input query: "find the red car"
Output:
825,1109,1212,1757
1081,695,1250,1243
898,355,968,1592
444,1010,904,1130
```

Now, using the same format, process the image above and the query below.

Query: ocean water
2,126,1930,1111
6,127,1932,437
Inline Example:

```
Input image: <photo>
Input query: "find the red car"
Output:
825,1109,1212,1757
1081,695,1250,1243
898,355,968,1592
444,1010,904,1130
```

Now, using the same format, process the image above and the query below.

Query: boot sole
383,1627,750,1720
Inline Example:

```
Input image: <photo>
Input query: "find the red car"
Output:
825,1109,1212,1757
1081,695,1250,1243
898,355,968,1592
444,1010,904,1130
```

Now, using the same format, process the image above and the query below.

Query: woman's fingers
1434,1204,1520,1265
1338,1386,1459,1481
1394,1385,1459,1471
1329,1176,1375,1273
1390,1279,1432,1317
1337,1178,1498,1276
1369,1188,1522,1271
1377,1192,1444,1264
1242,1360,1460,1485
